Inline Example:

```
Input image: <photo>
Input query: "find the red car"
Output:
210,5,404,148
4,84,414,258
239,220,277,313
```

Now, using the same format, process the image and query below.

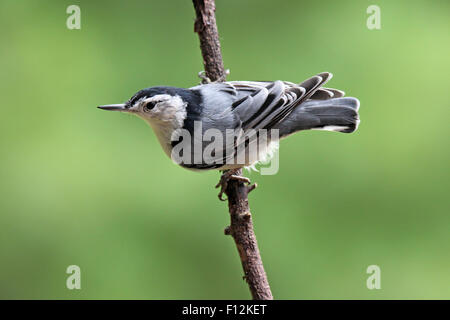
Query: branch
193,0,226,82
192,0,273,300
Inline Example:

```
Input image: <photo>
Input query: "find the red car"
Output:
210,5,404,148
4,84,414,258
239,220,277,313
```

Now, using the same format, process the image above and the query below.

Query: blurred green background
0,0,449,299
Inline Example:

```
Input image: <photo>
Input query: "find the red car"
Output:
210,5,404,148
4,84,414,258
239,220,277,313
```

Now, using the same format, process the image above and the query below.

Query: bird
99,72,360,199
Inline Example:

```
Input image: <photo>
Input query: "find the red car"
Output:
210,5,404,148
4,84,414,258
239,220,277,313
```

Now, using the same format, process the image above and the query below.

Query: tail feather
276,97,360,136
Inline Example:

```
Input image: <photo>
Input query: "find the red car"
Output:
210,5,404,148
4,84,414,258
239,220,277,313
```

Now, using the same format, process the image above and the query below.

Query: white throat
135,94,187,158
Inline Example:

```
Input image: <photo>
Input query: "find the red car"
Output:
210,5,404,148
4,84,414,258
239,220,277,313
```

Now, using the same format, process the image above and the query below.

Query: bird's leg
215,169,251,201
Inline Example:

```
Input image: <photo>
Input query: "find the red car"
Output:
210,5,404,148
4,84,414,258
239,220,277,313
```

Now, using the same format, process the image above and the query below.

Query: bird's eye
145,101,157,111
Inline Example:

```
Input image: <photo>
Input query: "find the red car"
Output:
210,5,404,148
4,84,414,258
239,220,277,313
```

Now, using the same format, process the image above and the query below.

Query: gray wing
227,72,342,131
191,72,344,133
187,72,344,167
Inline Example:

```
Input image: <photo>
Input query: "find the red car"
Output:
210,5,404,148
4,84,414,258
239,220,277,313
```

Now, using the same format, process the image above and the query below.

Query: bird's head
98,87,188,125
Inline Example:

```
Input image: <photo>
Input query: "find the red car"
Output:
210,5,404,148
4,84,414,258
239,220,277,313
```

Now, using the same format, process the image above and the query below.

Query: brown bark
193,0,226,82
192,0,273,300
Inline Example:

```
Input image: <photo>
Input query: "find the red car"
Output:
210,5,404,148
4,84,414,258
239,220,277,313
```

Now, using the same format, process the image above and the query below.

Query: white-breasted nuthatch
99,72,360,194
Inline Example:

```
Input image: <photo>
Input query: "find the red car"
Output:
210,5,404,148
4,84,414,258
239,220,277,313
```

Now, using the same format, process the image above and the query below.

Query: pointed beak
97,104,127,111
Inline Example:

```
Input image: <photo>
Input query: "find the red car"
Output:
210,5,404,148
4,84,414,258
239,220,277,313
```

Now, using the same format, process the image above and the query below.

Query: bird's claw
215,169,251,201
198,69,230,84
198,71,212,84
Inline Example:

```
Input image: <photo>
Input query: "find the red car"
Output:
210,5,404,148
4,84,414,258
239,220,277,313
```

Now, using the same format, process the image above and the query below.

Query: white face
125,93,188,159
128,94,187,126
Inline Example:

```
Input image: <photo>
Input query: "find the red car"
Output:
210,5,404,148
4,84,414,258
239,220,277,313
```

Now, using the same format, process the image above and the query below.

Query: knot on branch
239,211,252,220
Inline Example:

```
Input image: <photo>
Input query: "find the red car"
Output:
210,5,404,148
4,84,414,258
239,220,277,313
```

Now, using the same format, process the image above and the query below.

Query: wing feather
187,73,343,167
227,73,335,131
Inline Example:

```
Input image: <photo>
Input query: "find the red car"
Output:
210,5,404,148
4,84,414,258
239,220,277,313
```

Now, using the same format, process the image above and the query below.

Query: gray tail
284,97,360,134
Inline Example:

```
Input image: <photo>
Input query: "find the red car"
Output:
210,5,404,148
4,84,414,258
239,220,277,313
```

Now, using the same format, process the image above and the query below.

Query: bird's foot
198,69,230,84
198,71,211,84
215,169,252,201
